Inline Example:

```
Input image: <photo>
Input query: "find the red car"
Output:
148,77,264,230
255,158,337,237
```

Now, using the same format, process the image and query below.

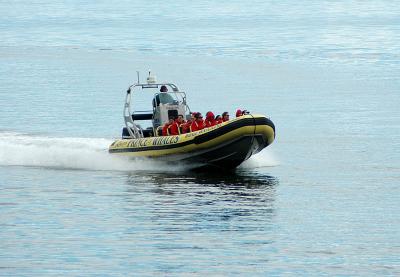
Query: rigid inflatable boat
109,72,275,169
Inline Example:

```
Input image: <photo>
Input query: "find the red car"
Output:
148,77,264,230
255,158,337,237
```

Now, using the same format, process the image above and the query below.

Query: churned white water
0,132,278,171
0,132,180,171
240,149,280,169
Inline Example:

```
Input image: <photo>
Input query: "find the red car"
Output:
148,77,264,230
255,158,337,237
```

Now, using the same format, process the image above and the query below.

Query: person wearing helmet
205,111,217,127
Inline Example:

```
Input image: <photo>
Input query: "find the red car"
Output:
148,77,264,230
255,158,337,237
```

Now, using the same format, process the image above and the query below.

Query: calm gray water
1,1,400,276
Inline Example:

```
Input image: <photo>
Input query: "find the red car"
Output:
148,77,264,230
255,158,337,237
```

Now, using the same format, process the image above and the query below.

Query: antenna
136,71,140,84
146,70,156,84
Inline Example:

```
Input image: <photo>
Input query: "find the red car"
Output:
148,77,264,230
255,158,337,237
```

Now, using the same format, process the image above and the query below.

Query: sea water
1,1,399,275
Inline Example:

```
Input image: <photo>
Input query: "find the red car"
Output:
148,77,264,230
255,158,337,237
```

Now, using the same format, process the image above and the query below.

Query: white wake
0,131,278,171
0,131,186,172
240,148,280,169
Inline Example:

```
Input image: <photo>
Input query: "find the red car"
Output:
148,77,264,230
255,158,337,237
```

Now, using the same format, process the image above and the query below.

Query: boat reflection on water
126,170,278,191
151,171,274,187
124,171,279,226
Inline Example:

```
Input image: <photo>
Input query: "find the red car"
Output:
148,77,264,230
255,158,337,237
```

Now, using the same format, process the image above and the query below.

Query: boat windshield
154,93,179,106
158,93,175,104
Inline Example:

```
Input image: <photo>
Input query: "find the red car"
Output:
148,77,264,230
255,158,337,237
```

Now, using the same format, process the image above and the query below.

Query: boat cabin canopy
122,75,191,139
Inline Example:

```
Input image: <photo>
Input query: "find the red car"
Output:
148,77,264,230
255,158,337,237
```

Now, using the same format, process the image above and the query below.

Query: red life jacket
181,120,192,133
205,119,216,127
190,120,205,132
205,111,216,127
162,123,171,136
169,121,181,135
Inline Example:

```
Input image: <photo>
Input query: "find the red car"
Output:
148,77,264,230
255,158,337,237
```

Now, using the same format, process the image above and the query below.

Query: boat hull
109,114,275,169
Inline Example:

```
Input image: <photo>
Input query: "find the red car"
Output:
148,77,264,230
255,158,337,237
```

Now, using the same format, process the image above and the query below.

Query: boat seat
142,128,154,137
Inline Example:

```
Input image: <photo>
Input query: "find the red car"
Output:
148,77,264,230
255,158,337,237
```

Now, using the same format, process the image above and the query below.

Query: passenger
190,113,206,132
222,111,230,122
177,114,186,134
160,85,168,92
215,115,223,124
162,116,174,136
205,111,217,127
181,112,195,134
169,114,185,135
236,109,242,117
178,114,186,123
181,121,189,134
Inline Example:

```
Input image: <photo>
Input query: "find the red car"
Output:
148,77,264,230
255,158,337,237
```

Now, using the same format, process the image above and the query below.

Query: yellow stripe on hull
109,114,275,162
